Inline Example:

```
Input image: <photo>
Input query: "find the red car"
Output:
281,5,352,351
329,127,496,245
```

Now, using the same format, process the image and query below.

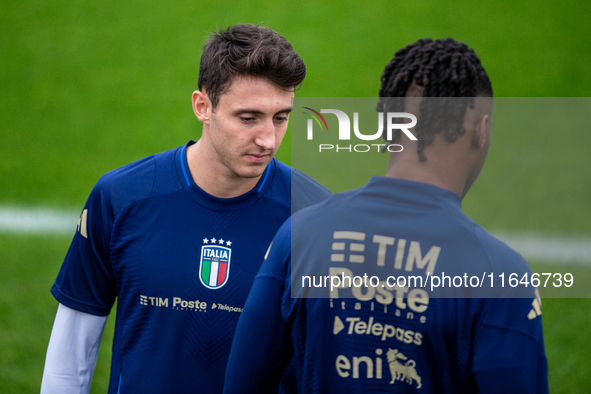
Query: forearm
41,303,108,394
224,276,292,394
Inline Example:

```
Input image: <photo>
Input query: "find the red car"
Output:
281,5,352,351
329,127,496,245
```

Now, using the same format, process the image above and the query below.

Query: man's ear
192,91,211,124
472,114,489,149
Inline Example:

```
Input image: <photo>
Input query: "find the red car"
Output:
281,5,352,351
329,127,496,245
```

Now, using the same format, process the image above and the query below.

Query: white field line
0,206,79,236
0,206,590,265
494,231,591,266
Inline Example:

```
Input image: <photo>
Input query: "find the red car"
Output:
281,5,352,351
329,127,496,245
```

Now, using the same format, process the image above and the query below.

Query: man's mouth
245,153,270,163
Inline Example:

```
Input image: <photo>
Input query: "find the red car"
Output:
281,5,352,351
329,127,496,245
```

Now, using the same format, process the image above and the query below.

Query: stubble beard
219,147,274,180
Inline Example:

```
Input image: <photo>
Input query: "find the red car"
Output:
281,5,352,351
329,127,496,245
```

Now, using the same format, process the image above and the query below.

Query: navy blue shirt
51,141,331,394
225,176,548,393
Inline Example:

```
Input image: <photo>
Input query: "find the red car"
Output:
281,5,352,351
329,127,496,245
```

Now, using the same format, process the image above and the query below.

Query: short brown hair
198,24,306,109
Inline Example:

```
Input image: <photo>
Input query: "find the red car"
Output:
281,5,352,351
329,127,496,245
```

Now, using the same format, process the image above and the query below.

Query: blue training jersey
224,176,548,393
51,141,331,394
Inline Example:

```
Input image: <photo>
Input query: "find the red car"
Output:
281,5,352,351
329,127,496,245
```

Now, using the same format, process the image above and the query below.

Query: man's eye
240,117,256,122
275,116,289,123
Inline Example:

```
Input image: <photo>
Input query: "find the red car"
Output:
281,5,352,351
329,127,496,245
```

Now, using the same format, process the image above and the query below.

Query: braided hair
378,38,492,161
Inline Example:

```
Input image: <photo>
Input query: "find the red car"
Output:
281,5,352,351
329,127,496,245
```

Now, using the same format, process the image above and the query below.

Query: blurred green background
1,0,589,392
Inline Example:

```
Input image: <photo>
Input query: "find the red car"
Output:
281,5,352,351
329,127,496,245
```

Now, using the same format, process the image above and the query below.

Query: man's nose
254,119,276,150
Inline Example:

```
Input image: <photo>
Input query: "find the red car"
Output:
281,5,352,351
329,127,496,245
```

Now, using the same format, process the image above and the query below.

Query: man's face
206,77,294,180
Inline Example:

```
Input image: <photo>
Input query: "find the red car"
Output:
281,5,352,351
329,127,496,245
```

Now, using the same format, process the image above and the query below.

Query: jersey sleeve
224,220,294,394
471,226,549,393
472,295,548,393
51,175,119,316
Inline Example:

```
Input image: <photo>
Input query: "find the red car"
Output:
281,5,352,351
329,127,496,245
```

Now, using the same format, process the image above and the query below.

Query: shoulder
92,147,180,216
271,160,333,212
263,159,332,212
473,224,531,274
469,223,538,299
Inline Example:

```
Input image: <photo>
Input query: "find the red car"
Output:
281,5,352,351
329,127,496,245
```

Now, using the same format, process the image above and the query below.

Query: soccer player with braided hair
224,38,548,393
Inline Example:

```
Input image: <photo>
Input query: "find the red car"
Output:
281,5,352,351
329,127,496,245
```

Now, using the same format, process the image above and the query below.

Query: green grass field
1,0,590,392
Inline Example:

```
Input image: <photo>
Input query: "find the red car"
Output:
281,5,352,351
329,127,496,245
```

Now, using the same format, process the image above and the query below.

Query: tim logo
303,107,417,142
199,242,232,289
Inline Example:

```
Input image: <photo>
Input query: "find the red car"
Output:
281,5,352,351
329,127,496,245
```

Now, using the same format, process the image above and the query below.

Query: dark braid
378,38,492,161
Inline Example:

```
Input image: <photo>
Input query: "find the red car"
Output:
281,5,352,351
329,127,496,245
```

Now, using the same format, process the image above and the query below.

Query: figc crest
199,240,232,289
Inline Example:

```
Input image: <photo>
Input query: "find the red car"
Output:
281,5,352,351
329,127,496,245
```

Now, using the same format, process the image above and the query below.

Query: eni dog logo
387,348,422,389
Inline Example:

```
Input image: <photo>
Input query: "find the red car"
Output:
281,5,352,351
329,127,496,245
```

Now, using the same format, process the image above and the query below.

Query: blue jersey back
51,141,331,394
225,176,548,393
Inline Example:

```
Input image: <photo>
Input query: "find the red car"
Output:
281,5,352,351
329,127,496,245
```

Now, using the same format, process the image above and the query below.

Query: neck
385,140,470,198
186,139,262,198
